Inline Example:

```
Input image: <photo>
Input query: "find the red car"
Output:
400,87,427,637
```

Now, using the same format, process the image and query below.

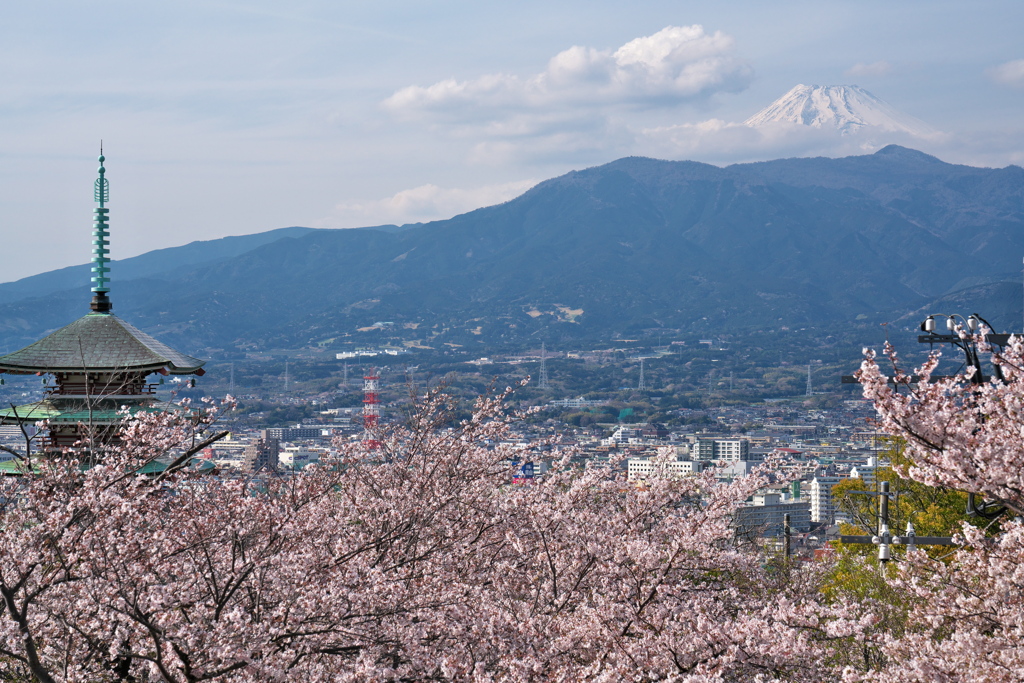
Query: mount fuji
744,84,936,137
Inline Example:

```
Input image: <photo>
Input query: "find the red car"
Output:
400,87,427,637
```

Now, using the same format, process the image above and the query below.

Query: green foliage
833,438,985,562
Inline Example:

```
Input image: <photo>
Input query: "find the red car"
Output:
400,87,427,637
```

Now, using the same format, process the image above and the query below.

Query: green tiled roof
0,401,62,422
0,313,204,375
0,398,186,426
0,456,215,476
0,459,42,475
136,458,217,475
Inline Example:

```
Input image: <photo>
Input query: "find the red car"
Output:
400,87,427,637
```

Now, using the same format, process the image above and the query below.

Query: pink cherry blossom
0,386,840,681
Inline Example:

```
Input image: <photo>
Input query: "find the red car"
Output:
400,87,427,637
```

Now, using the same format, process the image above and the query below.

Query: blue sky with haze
2,0,1023,281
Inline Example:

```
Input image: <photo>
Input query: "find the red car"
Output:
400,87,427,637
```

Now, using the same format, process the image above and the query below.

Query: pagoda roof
0,313,205,375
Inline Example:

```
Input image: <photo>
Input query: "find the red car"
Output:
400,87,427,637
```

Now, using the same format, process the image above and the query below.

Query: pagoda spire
91,144,111,312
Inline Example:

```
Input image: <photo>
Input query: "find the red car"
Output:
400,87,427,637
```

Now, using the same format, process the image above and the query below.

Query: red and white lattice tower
362,368,382,449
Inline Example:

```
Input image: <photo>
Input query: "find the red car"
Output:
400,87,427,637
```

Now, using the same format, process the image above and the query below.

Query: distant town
0,347,885,559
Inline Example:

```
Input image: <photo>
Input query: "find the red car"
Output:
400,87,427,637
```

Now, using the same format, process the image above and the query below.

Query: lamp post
918,312,1008,384
841,312,1012,387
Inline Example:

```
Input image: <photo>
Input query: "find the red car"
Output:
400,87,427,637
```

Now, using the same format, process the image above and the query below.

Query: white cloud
845,60,892,78
317,179,539,229
383,25,752,118
379,25,751,168
988,59,1024,87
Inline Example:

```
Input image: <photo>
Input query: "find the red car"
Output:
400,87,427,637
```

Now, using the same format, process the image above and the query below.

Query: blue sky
2,0,1023,281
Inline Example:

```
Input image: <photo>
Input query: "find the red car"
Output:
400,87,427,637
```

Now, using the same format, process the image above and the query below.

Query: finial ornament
91,146,112,312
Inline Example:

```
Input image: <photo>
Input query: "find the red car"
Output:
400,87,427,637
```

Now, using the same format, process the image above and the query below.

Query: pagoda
0,151,206,452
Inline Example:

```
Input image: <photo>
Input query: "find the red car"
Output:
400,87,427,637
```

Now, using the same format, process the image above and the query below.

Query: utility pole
839,481,956,563
783,513,791,559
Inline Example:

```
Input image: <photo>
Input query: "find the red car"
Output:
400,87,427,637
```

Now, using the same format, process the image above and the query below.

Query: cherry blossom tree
853,333,1024,682
0,386,844,682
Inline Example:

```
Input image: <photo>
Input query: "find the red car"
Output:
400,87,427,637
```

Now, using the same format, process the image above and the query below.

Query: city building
692,438,751,461
548,397,605,409
263,426,334,441
849,457,879,485
602,426,644,446
627,458,705,482
810,476,843,524
243,436,280,473
280,446,324,469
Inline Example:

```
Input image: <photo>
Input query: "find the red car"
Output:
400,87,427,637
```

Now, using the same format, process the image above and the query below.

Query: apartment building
810,476,842,524
692,438,751,461
733,493,811,538
627,457,705,482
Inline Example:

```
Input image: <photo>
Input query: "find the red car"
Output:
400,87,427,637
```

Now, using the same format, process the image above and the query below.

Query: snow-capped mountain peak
744,84,935,136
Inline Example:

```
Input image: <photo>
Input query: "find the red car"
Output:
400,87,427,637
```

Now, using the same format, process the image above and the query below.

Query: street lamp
918,312,1006,384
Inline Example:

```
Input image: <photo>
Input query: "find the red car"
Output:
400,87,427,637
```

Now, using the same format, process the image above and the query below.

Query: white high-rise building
693,438,751,461
810,476,842,524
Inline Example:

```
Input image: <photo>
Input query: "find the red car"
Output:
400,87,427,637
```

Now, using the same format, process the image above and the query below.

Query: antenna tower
637,358,646,391
229,363,235,393
806,364,813,396
362,368,382,450
538,342,550,389
284,360,290,391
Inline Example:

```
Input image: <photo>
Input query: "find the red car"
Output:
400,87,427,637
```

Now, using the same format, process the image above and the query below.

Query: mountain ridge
1,146,1022,353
